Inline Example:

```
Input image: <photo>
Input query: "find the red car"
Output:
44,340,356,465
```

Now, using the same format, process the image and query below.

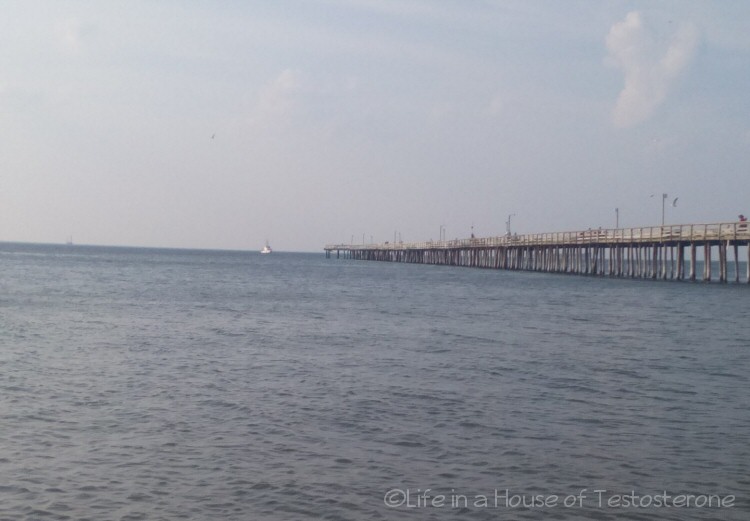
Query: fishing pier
325,222,750,283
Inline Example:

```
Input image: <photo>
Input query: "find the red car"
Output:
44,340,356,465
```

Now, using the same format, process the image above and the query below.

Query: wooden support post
734,243,740,283
669,245,674,280
689,243,696,281
704,243,711,282
584,247,590,274
591,246,598,274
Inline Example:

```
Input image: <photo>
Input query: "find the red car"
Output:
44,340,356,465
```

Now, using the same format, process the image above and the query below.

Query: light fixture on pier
506,214,516,236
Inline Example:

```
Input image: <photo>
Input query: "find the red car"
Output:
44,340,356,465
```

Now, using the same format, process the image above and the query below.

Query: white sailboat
260,240,272,254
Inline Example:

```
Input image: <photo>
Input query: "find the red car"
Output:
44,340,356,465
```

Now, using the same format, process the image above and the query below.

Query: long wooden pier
325,222,750,283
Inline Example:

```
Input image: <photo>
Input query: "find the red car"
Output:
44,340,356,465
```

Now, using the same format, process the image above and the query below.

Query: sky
1,1,749,252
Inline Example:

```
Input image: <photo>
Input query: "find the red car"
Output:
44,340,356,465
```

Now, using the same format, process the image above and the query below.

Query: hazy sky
1,1,749,251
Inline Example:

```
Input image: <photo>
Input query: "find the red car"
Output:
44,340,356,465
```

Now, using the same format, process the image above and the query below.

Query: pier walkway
325,222,750,283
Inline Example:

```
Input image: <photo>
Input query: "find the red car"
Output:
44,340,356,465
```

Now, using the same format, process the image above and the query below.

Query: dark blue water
1,243,748,520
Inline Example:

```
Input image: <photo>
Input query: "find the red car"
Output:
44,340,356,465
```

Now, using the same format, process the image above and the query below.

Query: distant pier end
324,222,750,283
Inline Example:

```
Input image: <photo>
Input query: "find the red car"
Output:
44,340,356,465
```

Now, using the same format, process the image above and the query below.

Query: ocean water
0,242,748,520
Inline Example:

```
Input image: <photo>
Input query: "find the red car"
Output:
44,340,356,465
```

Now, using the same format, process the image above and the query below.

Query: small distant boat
261,241,272,254
66,235,73,246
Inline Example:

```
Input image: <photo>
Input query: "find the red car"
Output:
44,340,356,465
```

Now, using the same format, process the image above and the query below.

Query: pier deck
325,222,750,283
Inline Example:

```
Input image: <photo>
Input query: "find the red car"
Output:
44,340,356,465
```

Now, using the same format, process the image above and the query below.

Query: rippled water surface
1,243,748,520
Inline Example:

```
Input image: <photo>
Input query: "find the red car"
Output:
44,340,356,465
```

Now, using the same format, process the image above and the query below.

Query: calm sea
1,242,748,520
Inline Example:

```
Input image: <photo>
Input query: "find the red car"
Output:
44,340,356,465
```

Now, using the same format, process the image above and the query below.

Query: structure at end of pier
325,222,750,283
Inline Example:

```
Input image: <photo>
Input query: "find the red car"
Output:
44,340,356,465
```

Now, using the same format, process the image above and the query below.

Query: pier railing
325,222,750,252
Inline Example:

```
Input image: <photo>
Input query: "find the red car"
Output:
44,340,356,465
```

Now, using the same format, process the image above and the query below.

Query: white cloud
55,18,95,54
252,68,303,124
488,94,504,117
248,69,365,137
606,11,699,128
